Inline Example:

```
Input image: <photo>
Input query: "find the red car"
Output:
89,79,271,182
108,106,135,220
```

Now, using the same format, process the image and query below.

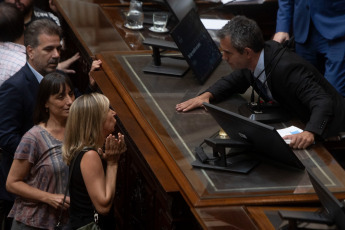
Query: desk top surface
55,0,276,55
96,50,345,207
54,0,345,208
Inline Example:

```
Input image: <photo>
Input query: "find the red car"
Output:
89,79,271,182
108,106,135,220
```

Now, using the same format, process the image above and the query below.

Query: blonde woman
62,93,126,229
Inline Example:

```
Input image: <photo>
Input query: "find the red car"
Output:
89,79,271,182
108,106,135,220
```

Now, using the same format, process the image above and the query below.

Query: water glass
153,13,168,32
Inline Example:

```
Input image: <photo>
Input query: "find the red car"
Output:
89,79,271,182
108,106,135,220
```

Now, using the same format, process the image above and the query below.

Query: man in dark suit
273,0,345,97
176,16,345,150
0,19,62,230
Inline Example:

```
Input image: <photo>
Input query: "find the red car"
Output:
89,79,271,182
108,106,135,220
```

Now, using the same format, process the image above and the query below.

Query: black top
69,149,116,230
69,150,95,229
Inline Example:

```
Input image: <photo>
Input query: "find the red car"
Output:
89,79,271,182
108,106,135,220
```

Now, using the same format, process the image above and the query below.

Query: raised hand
89,59,102,87
98,133,126,164
57,52,81,74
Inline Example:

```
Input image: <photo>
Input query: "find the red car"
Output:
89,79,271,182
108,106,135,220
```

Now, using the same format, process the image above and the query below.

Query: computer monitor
278,169,345,229
307,169,345,228
170,9,222,84
164,0,197,22
203,103,305,170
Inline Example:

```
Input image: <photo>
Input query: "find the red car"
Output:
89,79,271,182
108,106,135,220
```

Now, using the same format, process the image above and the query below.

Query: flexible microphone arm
254,47,287,111
250,37,295,110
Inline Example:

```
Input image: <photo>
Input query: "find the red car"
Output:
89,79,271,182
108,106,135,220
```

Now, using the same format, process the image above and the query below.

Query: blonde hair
63,93,110,165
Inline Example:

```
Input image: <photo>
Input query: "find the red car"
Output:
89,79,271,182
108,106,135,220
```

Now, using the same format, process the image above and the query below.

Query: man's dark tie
252,74,271,102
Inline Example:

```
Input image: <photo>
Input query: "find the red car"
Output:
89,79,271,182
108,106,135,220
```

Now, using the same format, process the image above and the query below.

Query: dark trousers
295,21,345,97
0,200,13,230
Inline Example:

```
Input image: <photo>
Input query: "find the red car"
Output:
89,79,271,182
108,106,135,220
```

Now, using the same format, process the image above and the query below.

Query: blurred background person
273,0,345,97
4,0,81,75
0,2,25,86
4,0,59,26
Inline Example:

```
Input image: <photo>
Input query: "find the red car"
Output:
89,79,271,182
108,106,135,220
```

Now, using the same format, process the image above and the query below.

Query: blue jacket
276,0,345,42
0,63,39,201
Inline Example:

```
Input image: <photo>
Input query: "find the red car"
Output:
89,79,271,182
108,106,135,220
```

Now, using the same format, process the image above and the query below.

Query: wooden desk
54,0,278,91
93,50,345,228
54,0,345,229
96,50,345,202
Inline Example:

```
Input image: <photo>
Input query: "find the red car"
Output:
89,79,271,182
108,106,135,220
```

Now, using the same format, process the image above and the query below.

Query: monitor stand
278,209,335,230
142,38,189,77
191,138,260,174
238,102,291,124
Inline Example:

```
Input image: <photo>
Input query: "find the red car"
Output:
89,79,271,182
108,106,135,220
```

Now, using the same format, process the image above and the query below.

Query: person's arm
57,52,80,74
273,0,294,43
294,76,333,138
6,159,70,210
277,65,333,149
88,59,102,89
81,133,126,215
283,131,315,149
175,92,213,112
176,70,251,112
273,32,290,43
0,82,26,155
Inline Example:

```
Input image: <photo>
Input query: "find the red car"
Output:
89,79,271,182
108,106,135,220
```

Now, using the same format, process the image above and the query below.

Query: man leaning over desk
176,16,345,150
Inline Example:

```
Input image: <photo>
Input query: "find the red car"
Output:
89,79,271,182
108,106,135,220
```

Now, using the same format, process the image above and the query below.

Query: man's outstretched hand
283,131,315,149
176,92,213,112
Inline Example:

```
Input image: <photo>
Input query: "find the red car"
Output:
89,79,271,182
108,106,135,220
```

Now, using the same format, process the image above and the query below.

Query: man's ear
26,45,34,59
244,47,254,57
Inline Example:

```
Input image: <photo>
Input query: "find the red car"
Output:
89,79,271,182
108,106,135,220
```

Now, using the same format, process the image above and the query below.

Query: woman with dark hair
6,72,75,229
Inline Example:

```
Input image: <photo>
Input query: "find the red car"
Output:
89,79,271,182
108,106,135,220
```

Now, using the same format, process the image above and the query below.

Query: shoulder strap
55,147,95,228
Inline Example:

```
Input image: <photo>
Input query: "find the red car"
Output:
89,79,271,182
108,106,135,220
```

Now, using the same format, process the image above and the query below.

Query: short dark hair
217,15,265,54
0,2,24,42
24,18,62,48
33,72,74,124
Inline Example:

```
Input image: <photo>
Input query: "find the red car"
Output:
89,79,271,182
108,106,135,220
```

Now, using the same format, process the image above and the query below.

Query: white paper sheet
277,126,303,144
201,18,229,30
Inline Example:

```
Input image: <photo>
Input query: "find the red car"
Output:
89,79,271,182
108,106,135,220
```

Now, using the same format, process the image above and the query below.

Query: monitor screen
203,102,305,169
307,169,345,229
170,9,222,84
164,0,197,21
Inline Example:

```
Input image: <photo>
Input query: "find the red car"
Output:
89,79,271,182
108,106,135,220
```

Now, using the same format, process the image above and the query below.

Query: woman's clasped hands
98,133,127,165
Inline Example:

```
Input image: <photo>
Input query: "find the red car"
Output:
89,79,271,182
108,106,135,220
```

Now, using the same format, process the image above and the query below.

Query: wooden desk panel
193,206,259,230
55,0,130,56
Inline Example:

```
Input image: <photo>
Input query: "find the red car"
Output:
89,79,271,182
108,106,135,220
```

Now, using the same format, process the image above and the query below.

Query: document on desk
200,19,229,30
221,0,265,4
277,126,303,144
